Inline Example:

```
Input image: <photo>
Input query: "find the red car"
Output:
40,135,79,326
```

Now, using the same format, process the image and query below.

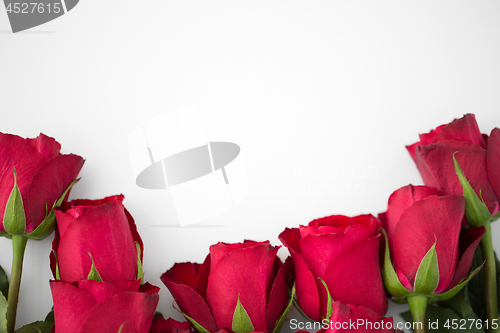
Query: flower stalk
480,221,499,333
6,235,28,333
407,295,428,333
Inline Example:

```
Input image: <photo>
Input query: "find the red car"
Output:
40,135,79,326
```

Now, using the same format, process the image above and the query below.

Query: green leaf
0,265,8,300
380,228,412,298
232,296,254,333
27,178,80,240
87,253,102,282
3,167,26,235
319,278,333,320
440,289,475,319
13,321,54,333
0,292,8,333
181,312,210,333
431,264,484,302
44,308,54,324
453,155,491,227
135,242,144,284
272,284,296,333
414,241,440,294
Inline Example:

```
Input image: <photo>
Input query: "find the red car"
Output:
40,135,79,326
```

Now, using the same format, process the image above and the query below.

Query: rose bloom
406,113,500,215
294,301,403,333
161,241,293,333
0,132,84,237
150,318,193,333
279,214,387,321
50,279,159,333
379,185,485,295
50,195,143,283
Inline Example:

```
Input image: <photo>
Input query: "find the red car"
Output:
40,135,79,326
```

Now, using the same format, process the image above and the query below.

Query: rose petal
150,317,192,333
27,133,61,160
78,279,141,304
278,227,302,254
288,249,320,321
161,262,200,290
162,281,217,332
322,234,387,317
267,257,293,333
80,291,159,333
50,280,96,333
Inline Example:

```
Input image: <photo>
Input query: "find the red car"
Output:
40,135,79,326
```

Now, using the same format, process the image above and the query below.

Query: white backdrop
1,1,500,332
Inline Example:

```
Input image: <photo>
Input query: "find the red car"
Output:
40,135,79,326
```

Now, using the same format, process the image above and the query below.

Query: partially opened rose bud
0,132,84,239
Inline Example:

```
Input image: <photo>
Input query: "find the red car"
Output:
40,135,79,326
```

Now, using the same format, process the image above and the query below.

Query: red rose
279,215,387,321
0,132,84,238
406,114,500,215
51,195,143,283
161,241,293,333
379,185,484,297
50,279,159,333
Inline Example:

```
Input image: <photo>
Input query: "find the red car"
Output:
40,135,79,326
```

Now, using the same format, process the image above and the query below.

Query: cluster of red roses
0,113,499,333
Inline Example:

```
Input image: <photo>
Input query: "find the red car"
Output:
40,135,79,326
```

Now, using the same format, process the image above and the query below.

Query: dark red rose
279,214,387,321
161,241,293,333
51,195,143,283
407,114,500,215
0,132,84,237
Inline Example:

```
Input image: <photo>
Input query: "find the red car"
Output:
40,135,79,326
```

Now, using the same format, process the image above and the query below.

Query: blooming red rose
161,241,293,333
279,215,387,321
50,279,159,333
406,114,500,215
379,185,485,297
0,132,84,237
51,195,143,283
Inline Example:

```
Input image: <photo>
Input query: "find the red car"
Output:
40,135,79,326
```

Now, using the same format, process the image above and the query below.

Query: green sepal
3,167,26,235
27,178,80,240
135,242,144,284
430,264,484,301
380,228,412,299
87,253,102,282
180,311,210,333
272,284,296,333
232,295,255,333
414,241,439,295
51,250,61,280
454,154,491,227
13,321,54,333
0,292,7,333
492,211,500,223
117,322,126,333
319,278,333,320
0,265,9,300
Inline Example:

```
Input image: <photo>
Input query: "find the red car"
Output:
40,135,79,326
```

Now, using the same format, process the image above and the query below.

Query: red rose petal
487,128,500,202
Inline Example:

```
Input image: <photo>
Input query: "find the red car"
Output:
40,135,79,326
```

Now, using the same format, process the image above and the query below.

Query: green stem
408,295,428,333
6,235,28,333
480,222,499,333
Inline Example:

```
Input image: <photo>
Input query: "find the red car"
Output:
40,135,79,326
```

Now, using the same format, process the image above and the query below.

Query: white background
1,1,500,332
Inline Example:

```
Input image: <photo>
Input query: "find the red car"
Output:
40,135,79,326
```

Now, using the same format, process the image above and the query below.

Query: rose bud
0,132,84,239
379,185,485,328
406,113,500,219
161,241,294,333
50,195,143,283
50,279,159,333
279,215,387,322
